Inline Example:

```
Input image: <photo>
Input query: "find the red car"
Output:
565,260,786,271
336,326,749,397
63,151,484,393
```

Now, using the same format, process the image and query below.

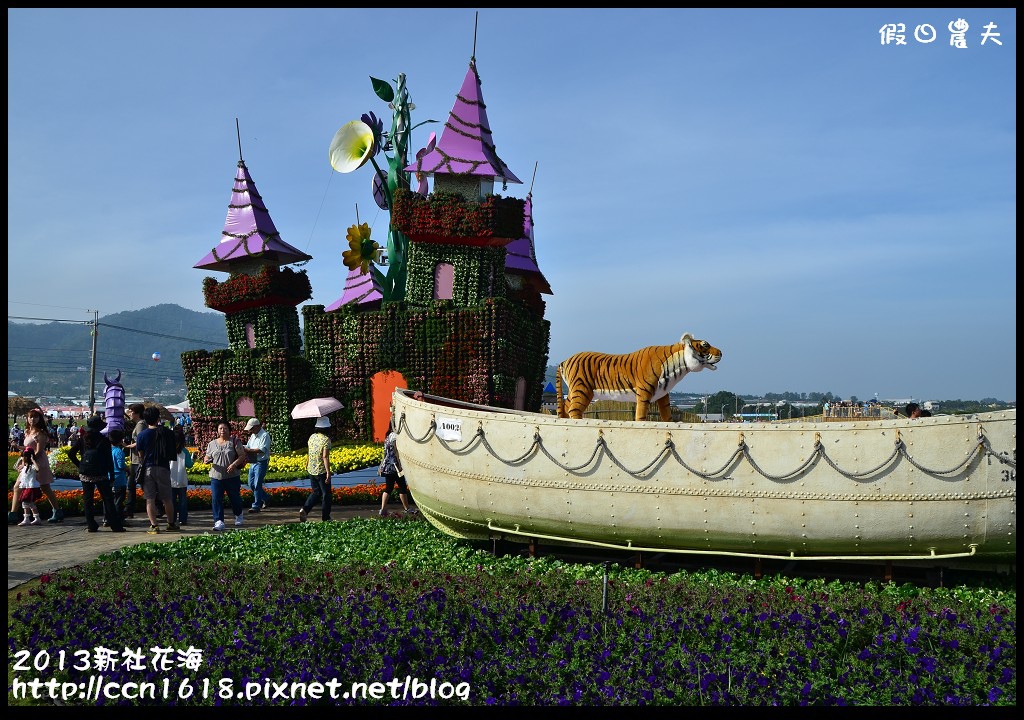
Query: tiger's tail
555,363,566,418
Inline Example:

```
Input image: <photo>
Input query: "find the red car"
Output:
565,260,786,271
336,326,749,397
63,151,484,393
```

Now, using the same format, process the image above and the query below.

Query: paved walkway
7,502,389,590
8,468,394,590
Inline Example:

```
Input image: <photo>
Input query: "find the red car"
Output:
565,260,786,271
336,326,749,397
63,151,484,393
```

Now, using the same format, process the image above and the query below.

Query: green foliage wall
181,346,316,453
304,297,550,441
225,305,303,353
405,244,508,308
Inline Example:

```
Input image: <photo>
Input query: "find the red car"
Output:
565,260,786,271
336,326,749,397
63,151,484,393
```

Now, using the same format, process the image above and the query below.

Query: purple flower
360,111,384,157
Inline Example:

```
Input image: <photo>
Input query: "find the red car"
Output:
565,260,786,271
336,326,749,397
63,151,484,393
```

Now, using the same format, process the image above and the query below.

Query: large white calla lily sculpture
329,120,376,173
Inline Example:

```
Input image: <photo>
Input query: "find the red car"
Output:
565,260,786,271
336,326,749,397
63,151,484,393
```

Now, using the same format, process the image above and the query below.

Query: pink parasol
290,397,345,419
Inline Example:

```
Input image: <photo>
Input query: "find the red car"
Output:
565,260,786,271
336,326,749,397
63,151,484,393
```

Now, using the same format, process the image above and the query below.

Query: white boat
392,389,1016,563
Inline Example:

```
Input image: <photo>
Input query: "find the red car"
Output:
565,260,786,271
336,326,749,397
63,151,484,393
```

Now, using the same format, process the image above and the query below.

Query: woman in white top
169,425,194,526
9,410,64,524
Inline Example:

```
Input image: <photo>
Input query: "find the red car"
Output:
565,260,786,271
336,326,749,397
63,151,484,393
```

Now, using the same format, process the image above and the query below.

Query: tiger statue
556,333,722,421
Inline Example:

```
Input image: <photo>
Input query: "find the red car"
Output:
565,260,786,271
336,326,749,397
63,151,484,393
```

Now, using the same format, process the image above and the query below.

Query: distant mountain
8,304,228,403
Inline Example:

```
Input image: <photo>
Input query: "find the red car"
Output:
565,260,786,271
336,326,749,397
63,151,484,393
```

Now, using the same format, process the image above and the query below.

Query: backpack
155,425,177,465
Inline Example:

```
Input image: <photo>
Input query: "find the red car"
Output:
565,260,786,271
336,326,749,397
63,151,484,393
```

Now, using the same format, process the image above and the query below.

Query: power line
9,316,228,347
98,322,228,347
7,301,93,312
8,315,92,324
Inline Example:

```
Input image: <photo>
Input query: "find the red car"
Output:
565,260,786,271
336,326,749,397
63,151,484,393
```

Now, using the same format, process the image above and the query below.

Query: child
16,449,42,526
169,425,193,526
107,430,129,526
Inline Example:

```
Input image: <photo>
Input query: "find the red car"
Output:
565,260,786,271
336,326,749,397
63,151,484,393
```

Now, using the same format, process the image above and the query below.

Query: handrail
483,519,981,562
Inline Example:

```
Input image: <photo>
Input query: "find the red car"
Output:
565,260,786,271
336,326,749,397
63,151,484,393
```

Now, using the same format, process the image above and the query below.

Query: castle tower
394,59,528,309
184,154,316,451
194,159,313,350
305,56,552,440
408,58,521,199
504,193,552,318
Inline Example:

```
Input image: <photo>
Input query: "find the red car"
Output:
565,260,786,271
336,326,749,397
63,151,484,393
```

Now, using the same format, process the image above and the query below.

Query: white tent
165,399,190,413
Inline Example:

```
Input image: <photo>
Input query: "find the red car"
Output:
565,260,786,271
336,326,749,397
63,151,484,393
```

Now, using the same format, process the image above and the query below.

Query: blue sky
7,8,1016,402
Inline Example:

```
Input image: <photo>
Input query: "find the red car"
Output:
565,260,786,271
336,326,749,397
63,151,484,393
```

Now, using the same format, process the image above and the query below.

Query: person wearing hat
243,418,272,513
298,416,333,522
67,414,125,533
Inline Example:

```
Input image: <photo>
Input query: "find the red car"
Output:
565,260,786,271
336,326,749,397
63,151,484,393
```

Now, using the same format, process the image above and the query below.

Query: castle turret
194,159,312,350
504,193,551,317
406,58,521,200
393,58,526,308
184,153,316,453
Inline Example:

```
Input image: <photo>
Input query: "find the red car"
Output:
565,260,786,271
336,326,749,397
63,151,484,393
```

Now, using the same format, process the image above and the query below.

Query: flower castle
182,56,552,451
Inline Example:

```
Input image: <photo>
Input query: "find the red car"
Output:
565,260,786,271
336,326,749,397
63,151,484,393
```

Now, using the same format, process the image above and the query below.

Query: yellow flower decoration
342,222,380,275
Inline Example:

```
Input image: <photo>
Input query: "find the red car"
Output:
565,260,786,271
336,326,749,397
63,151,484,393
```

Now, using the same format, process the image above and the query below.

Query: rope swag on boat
397,412,1014,483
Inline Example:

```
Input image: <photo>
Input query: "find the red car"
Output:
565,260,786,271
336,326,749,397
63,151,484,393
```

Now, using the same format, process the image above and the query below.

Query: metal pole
87,310,99,414
601,562,609,613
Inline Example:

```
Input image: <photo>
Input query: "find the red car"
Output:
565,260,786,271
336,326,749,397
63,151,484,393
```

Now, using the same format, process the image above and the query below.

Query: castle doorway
371,370,408,441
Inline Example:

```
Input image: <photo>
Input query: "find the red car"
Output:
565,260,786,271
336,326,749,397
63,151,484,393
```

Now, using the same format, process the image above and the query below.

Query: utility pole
87,310,99,414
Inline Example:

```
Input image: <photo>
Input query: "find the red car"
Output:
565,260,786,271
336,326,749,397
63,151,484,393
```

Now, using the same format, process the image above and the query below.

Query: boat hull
393,391,1016,561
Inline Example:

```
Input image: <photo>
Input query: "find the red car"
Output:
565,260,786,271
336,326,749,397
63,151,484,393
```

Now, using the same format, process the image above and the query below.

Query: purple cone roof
325,266,383,311
405,61,521,184
194,160,312,272
505,195,551,294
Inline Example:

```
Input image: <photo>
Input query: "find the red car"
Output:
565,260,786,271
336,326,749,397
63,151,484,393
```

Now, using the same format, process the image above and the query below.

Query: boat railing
539,403,898,424
399,400,1012,482
537,400,704,422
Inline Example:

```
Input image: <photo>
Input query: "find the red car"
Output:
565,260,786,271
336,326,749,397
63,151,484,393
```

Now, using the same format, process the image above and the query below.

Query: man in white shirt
243,418,272,512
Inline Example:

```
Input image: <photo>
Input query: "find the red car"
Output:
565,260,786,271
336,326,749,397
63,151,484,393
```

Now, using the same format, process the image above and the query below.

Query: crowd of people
8,413,196,453
822,400,888,418
10,404,417,532
8,405,199,532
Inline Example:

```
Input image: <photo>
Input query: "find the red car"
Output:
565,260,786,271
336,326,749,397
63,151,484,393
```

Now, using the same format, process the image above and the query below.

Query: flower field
7,519,1016,706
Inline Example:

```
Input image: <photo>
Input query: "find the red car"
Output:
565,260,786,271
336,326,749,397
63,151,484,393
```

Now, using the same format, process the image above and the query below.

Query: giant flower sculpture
328,74,435,302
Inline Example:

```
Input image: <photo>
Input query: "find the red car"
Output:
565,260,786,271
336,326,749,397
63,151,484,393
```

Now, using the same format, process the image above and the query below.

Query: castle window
236,396,255,417
433,263,454,300
245,323,256,348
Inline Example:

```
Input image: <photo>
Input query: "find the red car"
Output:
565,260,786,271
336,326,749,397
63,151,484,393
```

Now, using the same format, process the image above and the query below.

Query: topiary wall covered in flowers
224,305,304,352
181,347,318,453
202,266,312,314
391,189,525,245
405,243,508,308
303,296,549,441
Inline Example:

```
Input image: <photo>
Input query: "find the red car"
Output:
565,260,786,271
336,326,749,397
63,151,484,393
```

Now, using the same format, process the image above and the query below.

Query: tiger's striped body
556,333,722,421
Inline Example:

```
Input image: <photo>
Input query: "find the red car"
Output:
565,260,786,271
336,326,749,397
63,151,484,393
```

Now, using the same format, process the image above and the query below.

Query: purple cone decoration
414,132,437,196
102,370,125,436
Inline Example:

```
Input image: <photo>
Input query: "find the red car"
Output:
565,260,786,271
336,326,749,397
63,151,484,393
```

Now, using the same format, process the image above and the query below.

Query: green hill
8,304,228,403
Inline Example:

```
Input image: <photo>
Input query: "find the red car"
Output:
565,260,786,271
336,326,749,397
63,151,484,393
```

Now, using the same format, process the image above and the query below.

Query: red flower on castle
202,266,312,313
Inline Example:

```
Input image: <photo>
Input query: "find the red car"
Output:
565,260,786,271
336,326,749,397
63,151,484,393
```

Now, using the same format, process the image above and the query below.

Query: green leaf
370,76,395,103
